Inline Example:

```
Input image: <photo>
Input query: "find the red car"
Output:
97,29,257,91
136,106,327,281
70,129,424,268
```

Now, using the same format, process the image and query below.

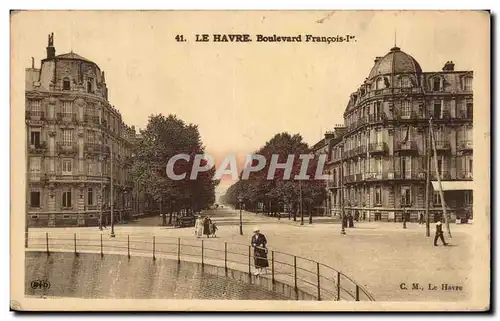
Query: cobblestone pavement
28,207,473,301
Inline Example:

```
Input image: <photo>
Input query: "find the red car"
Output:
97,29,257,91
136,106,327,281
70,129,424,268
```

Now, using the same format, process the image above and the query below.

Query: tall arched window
62,78,71,90
376,78,384,90
87,78,93,93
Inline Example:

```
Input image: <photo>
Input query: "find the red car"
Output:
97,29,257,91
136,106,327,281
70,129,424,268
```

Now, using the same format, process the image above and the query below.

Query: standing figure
419,212,424,225
402,209,407,229
251,227,269,275
211,222,218,237
434,221,449,246
194,216,203,238
203,216,211,238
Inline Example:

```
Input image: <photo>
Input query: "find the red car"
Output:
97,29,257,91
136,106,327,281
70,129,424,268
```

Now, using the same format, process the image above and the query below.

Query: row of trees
221,133,327,219
131,114,219,225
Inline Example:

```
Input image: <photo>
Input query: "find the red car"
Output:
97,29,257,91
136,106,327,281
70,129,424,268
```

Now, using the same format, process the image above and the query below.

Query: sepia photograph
10,10,490,312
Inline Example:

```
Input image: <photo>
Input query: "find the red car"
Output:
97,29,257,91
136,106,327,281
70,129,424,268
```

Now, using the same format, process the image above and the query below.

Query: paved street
28,207,473,301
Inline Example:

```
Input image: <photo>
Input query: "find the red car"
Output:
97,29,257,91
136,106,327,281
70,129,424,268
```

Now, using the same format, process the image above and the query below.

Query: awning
431,181,473,191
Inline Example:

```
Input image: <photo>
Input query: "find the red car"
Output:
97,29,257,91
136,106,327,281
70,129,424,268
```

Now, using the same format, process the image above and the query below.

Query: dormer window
432,77,442,91
400,76,411,88
63,78,71,90
376,78,384,90
87,78,93,93
464,77,472,91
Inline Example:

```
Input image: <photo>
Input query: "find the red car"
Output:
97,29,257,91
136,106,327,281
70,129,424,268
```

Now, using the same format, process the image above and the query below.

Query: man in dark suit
434,221,448,246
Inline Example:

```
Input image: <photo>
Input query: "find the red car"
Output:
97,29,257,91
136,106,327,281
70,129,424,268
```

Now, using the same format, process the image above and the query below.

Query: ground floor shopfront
327,180,473,223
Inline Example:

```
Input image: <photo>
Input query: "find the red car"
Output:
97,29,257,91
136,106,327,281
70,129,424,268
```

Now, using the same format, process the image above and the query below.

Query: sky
11,11,488,200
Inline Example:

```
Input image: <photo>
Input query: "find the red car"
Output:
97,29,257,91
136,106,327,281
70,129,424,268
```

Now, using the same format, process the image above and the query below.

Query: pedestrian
203,216,211,238
348,213,354,228
99,216,107,230
211,222,218,237
194,216,203,238
419,212,424,225
402,209,407,229
354,210,360,222
434,220,449,246
251,227,269,275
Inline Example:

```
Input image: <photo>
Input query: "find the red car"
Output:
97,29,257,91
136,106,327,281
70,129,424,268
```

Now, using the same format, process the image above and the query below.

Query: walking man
434,220,448,246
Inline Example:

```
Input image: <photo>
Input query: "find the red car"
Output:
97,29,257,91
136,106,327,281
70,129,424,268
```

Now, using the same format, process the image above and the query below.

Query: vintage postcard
10,10,490,311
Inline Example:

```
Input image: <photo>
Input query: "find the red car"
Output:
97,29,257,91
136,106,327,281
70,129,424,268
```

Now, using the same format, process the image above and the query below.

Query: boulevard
27,207,473,302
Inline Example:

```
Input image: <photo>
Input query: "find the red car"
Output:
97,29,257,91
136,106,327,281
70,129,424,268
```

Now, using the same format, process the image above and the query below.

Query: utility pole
25,119,29,248
110,144,115,237
425,123,431,237
429,118,451,238
299,180,304,225
99,132,104,230
340,142,346,235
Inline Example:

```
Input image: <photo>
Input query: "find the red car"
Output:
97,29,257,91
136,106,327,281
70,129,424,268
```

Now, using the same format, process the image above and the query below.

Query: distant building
317,46,473,222
26,33,136,227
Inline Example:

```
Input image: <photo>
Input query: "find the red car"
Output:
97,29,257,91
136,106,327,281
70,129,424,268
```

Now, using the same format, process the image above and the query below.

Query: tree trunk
168,206,173,225
161,198,166,226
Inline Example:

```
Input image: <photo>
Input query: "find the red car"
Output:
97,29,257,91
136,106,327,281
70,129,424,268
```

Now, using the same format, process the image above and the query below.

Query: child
211,222,218,238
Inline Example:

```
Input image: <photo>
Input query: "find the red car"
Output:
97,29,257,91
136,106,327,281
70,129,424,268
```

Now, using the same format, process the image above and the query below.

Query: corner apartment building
318,46,473,222
26,33,136,227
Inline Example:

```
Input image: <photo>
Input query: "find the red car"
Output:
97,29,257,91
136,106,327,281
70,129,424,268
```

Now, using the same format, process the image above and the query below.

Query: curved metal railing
26,232,375,301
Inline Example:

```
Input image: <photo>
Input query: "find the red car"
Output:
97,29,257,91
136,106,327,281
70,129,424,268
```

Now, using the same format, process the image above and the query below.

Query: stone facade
317,46,473,223
25,33,136,227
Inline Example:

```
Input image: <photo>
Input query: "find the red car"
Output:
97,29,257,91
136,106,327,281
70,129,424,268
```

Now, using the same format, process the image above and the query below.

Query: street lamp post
340,142,346,235
238,195,243,235
110,144,115,238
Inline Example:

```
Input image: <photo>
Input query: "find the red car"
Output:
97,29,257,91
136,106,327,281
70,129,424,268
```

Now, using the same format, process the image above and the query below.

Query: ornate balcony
26,110,45,120
433,140,451,152
395,141,418,154
28,172,48,182
57,141,78,155
457,171,473,180
57,112,77,124
368,142,388,155
363,172,383,181
84,115,100,125
28,141,48,154
459,140,473,152
431,171,452,180
368,113,386,124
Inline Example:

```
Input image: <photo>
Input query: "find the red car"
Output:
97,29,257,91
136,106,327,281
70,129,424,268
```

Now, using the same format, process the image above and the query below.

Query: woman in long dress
251,227,269,275
194,216,203,238
203,217,211,238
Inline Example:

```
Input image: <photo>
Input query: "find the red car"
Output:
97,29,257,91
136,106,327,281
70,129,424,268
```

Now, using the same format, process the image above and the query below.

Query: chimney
101,71,106,83
46,32,55,59
442,61,455,71
31,57,34,68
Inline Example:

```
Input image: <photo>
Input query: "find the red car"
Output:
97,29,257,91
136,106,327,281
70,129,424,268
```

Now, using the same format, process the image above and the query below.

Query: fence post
45,232,49,255
316,262,321,301
355,285,360,301
74,233,77,254
271,251,275,286
100,234,103,257
337,271,341,301
248,245,251,281
293,256,298,300
224,242,228,276
201,240,204,269
153,236,156,260
127,235,130,259
177,237,180,264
